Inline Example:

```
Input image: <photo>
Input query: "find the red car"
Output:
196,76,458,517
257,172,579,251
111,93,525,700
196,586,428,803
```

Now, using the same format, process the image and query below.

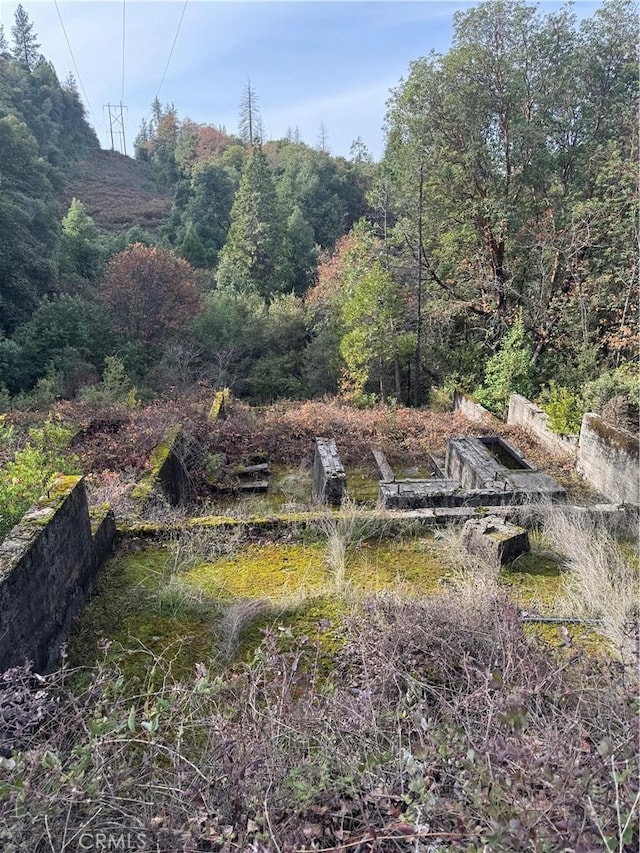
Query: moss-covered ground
67,517,612,688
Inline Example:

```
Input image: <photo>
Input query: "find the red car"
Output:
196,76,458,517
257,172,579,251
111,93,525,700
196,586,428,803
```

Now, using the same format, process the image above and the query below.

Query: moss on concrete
130,423,183,504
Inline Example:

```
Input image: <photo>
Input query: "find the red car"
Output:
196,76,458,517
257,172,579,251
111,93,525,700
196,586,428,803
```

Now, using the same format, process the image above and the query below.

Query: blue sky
1,1,604,160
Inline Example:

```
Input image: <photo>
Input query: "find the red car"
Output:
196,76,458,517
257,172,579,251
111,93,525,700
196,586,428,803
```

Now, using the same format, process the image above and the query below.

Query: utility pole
103,102,127,155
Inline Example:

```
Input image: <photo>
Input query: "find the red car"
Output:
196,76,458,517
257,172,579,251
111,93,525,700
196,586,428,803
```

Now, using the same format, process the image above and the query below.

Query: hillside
63,149,173,234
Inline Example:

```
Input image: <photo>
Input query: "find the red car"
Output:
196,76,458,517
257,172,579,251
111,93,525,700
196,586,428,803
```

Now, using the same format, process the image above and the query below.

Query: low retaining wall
0,476,116,673
507,393,578,456
452,391,496,423
131,423,188,507
578,414,639,505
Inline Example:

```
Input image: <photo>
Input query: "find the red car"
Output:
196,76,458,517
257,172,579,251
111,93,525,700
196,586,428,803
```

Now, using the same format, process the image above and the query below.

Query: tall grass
541,505,639,672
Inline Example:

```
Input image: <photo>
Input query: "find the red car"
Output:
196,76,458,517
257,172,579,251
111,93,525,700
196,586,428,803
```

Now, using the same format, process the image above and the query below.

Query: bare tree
238,78,262,146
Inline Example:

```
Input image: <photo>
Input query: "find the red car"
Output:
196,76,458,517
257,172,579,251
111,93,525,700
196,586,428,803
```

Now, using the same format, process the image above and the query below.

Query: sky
1,0,604,160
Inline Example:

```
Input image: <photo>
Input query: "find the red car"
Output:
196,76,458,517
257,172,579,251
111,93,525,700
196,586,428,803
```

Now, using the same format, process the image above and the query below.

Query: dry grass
0,590,637,852
539,505,639,672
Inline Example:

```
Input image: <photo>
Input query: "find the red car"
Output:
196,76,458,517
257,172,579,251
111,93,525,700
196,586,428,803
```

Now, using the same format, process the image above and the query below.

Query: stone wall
0,476,115,673
507,393,578,456
452,390,496,423
577,414,639,505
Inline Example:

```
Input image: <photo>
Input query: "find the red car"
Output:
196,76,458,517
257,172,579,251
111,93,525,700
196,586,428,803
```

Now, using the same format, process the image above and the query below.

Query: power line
52,0,100,130
121,0,126,104
155,0,188,101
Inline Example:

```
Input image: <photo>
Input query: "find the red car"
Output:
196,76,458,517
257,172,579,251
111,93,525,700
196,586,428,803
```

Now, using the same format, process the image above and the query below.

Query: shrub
538,381,582,435
0,592,636,851
0,417,78,539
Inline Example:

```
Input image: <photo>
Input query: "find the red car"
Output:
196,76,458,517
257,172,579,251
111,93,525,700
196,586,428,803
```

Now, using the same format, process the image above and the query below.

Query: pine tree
11,4,41,71
216,146,290,299
0,24,8,52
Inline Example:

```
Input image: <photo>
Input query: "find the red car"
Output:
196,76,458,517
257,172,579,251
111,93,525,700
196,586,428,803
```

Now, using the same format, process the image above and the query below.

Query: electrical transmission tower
103,102,128,155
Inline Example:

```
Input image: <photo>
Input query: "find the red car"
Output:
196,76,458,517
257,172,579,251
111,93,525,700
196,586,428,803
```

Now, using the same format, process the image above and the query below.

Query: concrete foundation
313,437,346,505
507,393,578,456
461,515,530,566
578,414,639,505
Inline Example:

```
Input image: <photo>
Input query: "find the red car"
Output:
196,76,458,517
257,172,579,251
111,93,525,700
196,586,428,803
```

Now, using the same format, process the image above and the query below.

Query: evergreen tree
216,146,290,299
176,159,236,267
11,4,41,72
0,24,7,52
58,198,103,285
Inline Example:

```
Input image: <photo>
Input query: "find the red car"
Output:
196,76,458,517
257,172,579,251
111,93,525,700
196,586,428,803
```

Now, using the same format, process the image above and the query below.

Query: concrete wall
0,476,115,673
452,390,497,423
578,414,639,505
131,423,189,507
507,393,578,456
313,437,346,505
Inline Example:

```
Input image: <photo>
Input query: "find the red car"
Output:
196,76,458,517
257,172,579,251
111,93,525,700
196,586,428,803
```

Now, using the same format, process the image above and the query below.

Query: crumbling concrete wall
452,390,496,423
0,476,115,673
313,438,346,505
507,393,578,456
461,515,530,566
578,414,639,505
131,423,189,507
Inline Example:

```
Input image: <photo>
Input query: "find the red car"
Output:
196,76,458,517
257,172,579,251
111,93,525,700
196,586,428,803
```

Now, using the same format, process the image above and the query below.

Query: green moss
39,474,81,506
130,423,182,503
585,414,639,456
349,537,449,593
235,594,349,664
523,622,611,658
500,551,565,612
185,542,329,601
208,388,231,421
68,547,182,673
346,465,381,504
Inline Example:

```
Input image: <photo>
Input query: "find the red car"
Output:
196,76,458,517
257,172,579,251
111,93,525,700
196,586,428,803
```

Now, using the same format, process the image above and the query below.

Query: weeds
0,591,637,851
314,497,390,592
166,524,246,574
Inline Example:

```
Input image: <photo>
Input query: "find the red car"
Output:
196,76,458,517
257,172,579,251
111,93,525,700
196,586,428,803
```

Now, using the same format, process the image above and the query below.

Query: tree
238,78,262,146
0,115,58,335
309,221,414,403
10,296,115,393
0,25,7,52
58,198,103,285
176,159,236,267
340,260,415,402
216,146,290,298
383,0,638,396
100,244,202,345
475,312,534,416
11,4,40,71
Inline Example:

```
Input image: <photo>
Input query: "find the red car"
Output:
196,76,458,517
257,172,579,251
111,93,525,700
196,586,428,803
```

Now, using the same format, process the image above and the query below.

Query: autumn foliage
100,244,202,344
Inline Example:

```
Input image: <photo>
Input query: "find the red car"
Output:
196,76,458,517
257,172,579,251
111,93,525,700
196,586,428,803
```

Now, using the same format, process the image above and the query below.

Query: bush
0,592,636,851
538,381,582,435
580,362,639,429
0,417,79,539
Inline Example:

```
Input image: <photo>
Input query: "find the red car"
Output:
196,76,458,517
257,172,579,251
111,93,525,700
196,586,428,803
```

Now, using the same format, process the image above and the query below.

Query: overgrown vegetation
0,1,637,411
0,416,78,539
0,588,637,852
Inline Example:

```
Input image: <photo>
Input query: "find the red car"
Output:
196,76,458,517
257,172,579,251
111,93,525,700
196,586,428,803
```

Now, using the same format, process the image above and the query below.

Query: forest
0,0,637,429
